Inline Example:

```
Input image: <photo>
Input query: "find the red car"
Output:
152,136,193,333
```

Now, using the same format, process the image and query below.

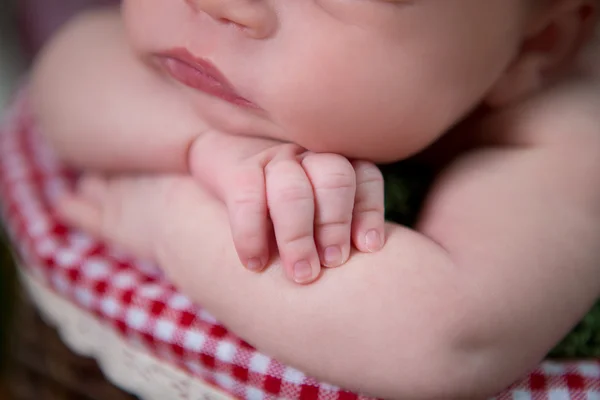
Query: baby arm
31,7,206,173
170,88,600,398
34,9,386,283
40,7,600,399
59,75,600,399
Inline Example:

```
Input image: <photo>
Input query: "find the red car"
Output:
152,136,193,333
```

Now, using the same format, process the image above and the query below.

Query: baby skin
31,0,600,398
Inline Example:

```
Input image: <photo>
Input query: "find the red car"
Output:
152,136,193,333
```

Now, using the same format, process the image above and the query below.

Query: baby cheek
261,55,415,158
280,110,388,159
122,0,175,53
121,2,150,50
288,100,443,162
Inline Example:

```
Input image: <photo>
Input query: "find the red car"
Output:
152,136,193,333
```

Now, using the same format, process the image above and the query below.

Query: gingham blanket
2,90,600,400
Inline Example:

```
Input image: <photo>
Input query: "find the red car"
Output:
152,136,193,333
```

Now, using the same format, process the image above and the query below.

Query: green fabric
380,160,600,359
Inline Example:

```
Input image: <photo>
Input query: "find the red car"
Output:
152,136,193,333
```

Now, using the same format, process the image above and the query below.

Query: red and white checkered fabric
2,88,600,400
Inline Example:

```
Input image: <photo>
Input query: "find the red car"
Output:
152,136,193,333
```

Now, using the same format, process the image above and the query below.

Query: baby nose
185,0,276,38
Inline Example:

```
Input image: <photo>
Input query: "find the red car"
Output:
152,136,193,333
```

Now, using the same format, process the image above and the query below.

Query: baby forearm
153,179,517,400
31,8,205,173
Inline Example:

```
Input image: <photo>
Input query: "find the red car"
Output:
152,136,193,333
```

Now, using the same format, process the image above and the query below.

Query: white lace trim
20,268,234,400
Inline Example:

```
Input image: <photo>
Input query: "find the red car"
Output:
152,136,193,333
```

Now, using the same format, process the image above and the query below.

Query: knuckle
359,171,384,187
354,161,384,183
230,190,266,209
354,188,384,209
233,230,265,248
314,219,352,230
269,181,313,204
227,171,266,209
228,184,266,211
356,176,384,196
354,203,385,215
274,188,313,204
307,160,356,191
278,230,314,249
317,171,356,192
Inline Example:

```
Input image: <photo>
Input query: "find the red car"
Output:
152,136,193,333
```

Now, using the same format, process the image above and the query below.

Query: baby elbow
381,351,513,400
380,319,523,400
430,353,513,400
415,329,532,399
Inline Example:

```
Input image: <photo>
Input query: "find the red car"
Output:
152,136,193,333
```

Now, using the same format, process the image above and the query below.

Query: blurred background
1,0,117,106
0,2,120,399
1,2,23,397
0,0,23,108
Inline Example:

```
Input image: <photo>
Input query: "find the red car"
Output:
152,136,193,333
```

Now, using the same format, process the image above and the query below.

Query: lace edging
20,268,234,400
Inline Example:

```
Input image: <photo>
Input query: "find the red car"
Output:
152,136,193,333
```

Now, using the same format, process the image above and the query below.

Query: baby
33,0,599,285
28,0,600,398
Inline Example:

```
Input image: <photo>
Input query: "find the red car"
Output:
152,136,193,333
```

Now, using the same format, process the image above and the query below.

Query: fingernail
323,246,342,267
247,258,263,271
293,260,314,283
365,230,382,252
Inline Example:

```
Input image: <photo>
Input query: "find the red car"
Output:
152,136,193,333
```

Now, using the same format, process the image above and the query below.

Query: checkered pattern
1,88,600,400
491,362,600,400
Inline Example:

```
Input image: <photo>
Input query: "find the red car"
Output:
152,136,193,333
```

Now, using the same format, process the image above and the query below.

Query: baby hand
202,141,386,284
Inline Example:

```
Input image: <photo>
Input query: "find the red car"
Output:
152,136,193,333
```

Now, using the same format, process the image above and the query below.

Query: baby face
123,0,534,162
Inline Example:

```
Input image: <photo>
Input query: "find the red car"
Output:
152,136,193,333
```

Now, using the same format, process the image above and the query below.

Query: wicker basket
6,278,138,400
